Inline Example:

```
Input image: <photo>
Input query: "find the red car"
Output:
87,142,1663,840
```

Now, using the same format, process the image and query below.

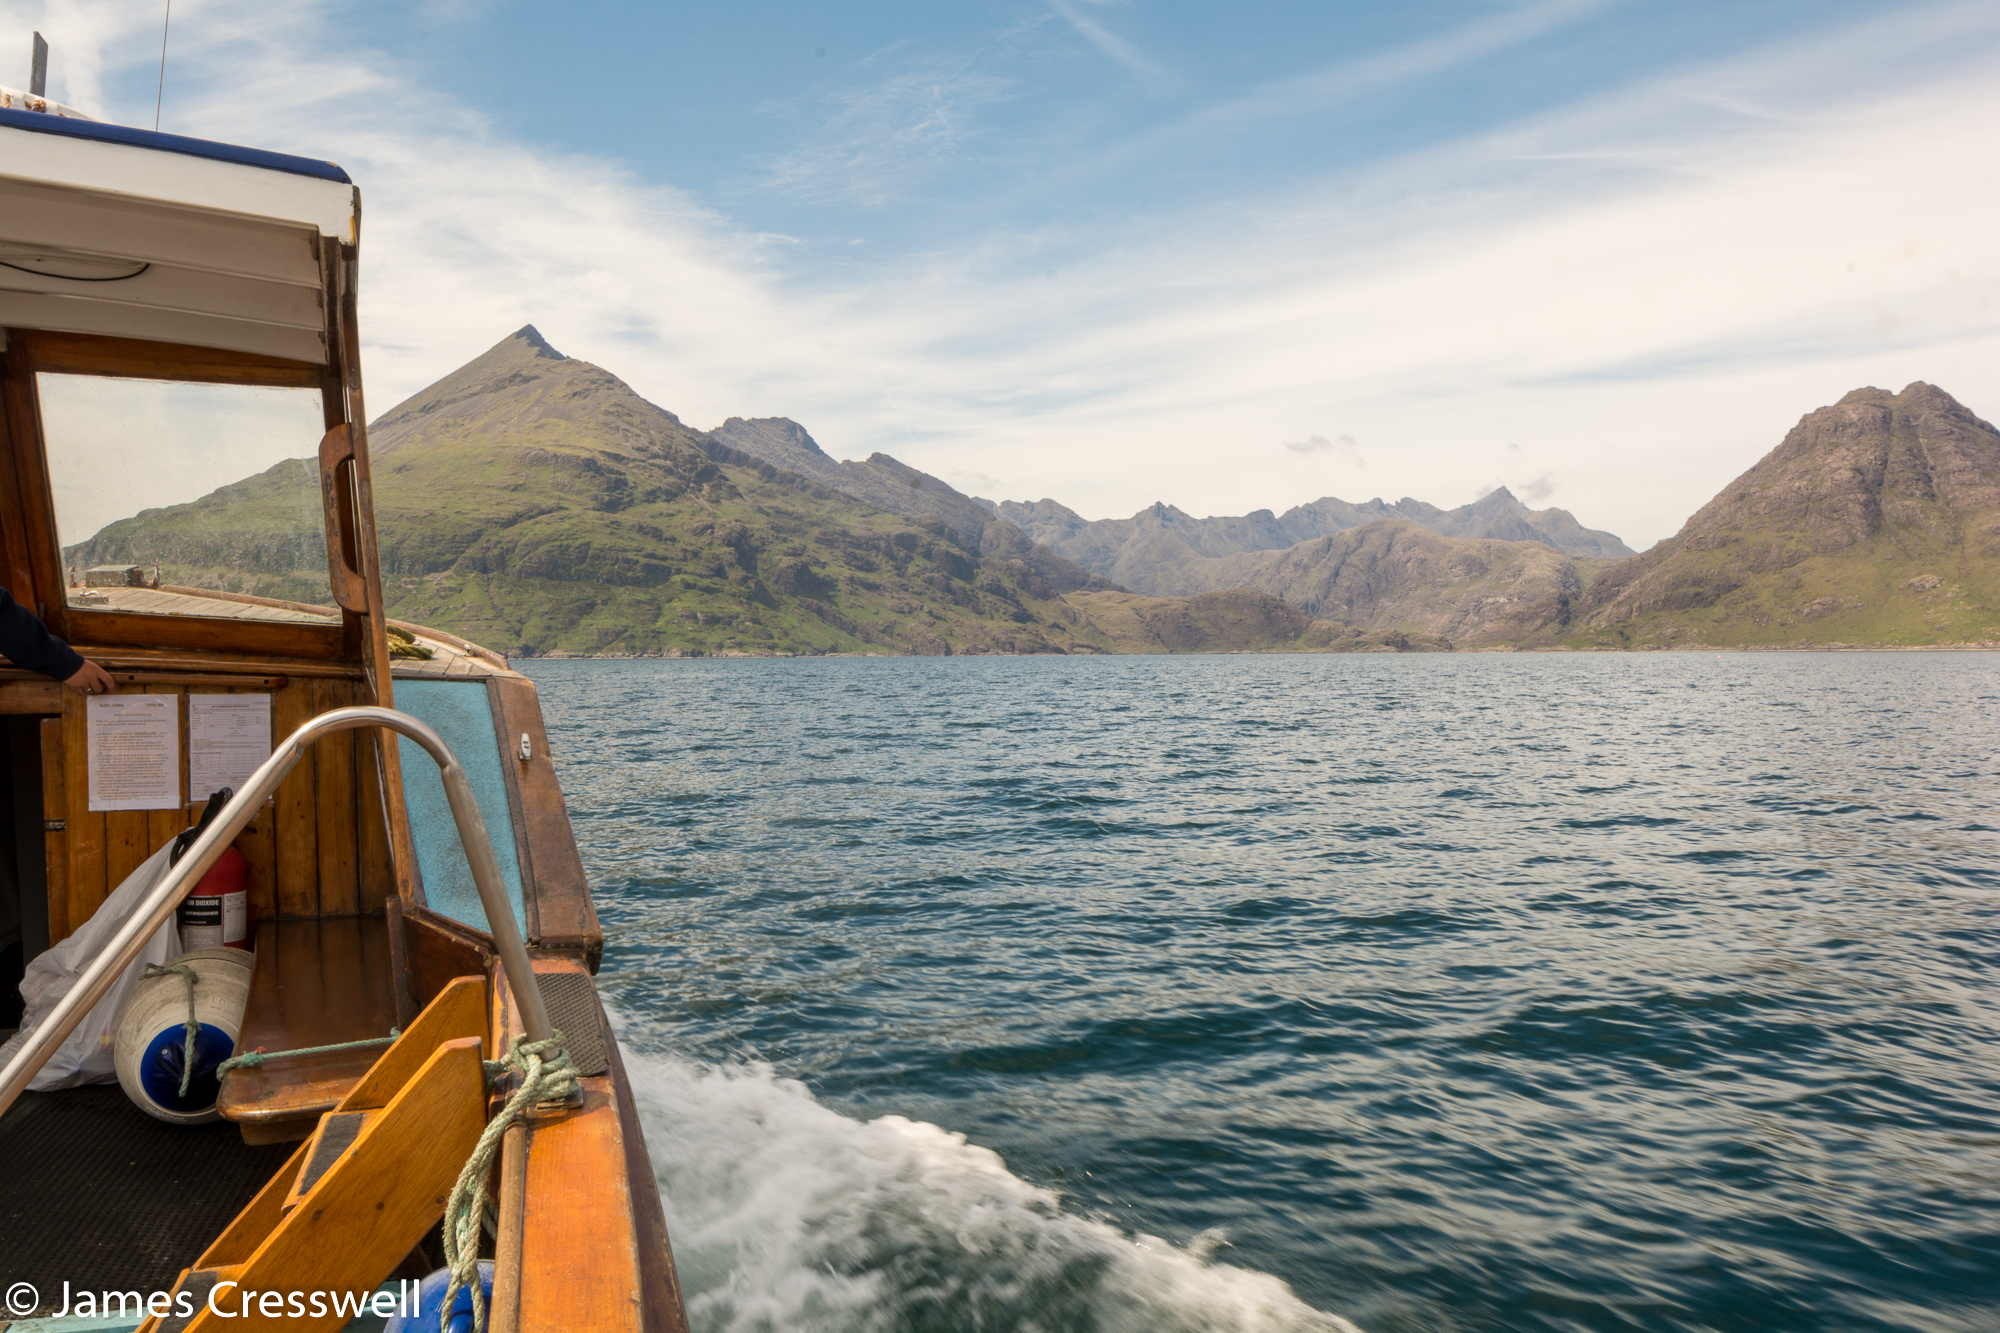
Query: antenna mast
154,0,172,131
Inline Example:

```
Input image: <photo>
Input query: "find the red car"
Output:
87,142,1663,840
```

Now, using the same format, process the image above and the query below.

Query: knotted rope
213,1030,399,1079
440,1031,577,1333
139,962,199,1096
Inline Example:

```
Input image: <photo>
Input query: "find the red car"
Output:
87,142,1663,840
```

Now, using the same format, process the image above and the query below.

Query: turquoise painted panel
394,680,525,935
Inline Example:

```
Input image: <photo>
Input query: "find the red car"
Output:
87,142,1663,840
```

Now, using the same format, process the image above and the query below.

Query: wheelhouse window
37,373,334,620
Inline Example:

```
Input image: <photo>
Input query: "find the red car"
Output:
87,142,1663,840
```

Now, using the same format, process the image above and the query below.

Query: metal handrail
0,705,553,1119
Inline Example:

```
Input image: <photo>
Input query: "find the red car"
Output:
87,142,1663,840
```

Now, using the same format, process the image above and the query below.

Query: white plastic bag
0,843,182,1090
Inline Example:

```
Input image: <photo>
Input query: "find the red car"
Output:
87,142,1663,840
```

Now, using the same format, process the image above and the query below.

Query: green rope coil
213,1030,401,1079
139,962,200,1096
440,1031,578,1333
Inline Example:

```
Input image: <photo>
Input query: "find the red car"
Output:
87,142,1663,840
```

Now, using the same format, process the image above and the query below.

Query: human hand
63,660,116,695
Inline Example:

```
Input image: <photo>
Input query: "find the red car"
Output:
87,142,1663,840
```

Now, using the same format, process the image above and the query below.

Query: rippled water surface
523,653,2000,1333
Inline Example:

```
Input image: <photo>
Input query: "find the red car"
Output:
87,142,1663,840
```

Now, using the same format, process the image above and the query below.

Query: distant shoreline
515,642,2000,660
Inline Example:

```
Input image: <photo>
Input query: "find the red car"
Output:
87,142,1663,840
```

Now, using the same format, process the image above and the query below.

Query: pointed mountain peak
367,326,685,453
1475,485,1519,505
510,325,565,360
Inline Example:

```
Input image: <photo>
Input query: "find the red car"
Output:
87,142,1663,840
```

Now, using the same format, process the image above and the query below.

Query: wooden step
145,1037,485,1332
139,981,491,1333
192,978,488,1269
217,916,399,1143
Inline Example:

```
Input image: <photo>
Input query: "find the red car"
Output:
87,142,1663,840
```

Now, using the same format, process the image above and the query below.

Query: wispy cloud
4,0,1996,551
1048,0,1615,186
1284,433,1362,466
1044,0,1168,83
1200,0,1612,129
763,58,1015,206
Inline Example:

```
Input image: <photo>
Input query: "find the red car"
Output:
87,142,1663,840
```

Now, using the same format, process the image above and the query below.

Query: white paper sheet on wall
86,694,181,811
188,694,273,799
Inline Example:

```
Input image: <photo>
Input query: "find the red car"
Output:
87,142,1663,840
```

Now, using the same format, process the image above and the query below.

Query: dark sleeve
0,586,84,681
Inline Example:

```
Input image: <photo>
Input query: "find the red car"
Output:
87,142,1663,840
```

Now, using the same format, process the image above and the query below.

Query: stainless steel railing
0,705,553,1119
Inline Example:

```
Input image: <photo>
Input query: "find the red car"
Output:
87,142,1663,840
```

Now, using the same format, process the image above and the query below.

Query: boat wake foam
623,1052,1360,1333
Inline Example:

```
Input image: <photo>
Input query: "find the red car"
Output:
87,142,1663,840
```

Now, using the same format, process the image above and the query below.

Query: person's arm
0,587,114,693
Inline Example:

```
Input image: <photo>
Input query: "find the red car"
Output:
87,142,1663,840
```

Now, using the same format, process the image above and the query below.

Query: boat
0,84,688,1331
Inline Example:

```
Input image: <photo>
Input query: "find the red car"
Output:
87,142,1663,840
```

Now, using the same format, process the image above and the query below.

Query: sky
5,0,1998,549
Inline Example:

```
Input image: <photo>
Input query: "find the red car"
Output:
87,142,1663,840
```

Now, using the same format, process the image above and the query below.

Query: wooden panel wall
44,674,393,943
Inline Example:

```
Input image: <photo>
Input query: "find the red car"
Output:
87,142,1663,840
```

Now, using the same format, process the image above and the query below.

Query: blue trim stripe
0,106,351,184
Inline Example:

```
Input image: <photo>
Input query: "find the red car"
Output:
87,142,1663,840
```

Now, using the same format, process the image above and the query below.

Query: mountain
706,417,1112,596
1066,588,1449,654
66,455,335,608
706,417,993,545
67,329,1329,657
1193,520,1584,648
70,349,1999,655
362,330,1128,655
990,488,1632,596
1570,383,2000,647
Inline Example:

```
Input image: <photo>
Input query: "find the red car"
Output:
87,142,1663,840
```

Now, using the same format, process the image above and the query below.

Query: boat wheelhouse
0,102,687,1331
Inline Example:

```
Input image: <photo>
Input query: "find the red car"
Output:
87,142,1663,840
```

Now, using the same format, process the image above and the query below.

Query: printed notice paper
189,694,273,799
87,694,181,811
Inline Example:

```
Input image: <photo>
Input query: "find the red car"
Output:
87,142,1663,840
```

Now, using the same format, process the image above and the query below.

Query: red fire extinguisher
171,789,254,951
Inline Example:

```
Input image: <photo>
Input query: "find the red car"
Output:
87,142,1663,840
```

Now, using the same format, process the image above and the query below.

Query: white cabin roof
0,107,358,365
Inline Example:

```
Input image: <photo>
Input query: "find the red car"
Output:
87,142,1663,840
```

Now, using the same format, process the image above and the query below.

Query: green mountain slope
66,329,1340,656
362,330,1104,655
1568,383,2000,648
71,341,1997,656
66,455,334,608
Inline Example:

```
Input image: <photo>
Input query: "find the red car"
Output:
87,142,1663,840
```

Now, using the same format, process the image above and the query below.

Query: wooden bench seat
217,916,398,1144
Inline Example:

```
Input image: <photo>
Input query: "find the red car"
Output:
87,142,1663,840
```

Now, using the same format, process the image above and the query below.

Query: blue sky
350,2,1810,235
7,0,1998,546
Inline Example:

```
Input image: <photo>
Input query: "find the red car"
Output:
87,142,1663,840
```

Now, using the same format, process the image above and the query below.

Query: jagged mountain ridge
708,417,995,547
988,489,1631,597
705,417,1630,603
69,333,1999,653
707,416,1112,597
71,328,1326,656
1188,520,1584,648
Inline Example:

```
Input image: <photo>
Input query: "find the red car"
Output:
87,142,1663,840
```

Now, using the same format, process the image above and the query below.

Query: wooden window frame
0,328,361,662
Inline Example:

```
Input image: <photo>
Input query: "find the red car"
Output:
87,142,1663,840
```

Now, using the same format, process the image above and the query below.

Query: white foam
623,1051,1362,1333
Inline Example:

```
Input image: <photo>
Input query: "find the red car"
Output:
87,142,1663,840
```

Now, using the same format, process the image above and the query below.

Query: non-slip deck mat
537,972,608,1077
298,1111,366,1195
0,1085,291,1315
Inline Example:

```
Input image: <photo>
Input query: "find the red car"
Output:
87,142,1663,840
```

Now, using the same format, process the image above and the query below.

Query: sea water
523,653,2000,1333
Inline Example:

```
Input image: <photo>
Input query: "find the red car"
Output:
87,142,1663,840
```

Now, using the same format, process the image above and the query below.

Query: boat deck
67,586,337,625
0,1085,292,1317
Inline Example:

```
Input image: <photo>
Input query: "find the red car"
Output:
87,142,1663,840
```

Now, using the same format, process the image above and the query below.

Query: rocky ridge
1569,383,2000,647
990,488,1631,596
71,339,2000,654
707,416,1111,596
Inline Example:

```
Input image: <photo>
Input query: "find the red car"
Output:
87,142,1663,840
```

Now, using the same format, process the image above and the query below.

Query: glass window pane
37,374,335,620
